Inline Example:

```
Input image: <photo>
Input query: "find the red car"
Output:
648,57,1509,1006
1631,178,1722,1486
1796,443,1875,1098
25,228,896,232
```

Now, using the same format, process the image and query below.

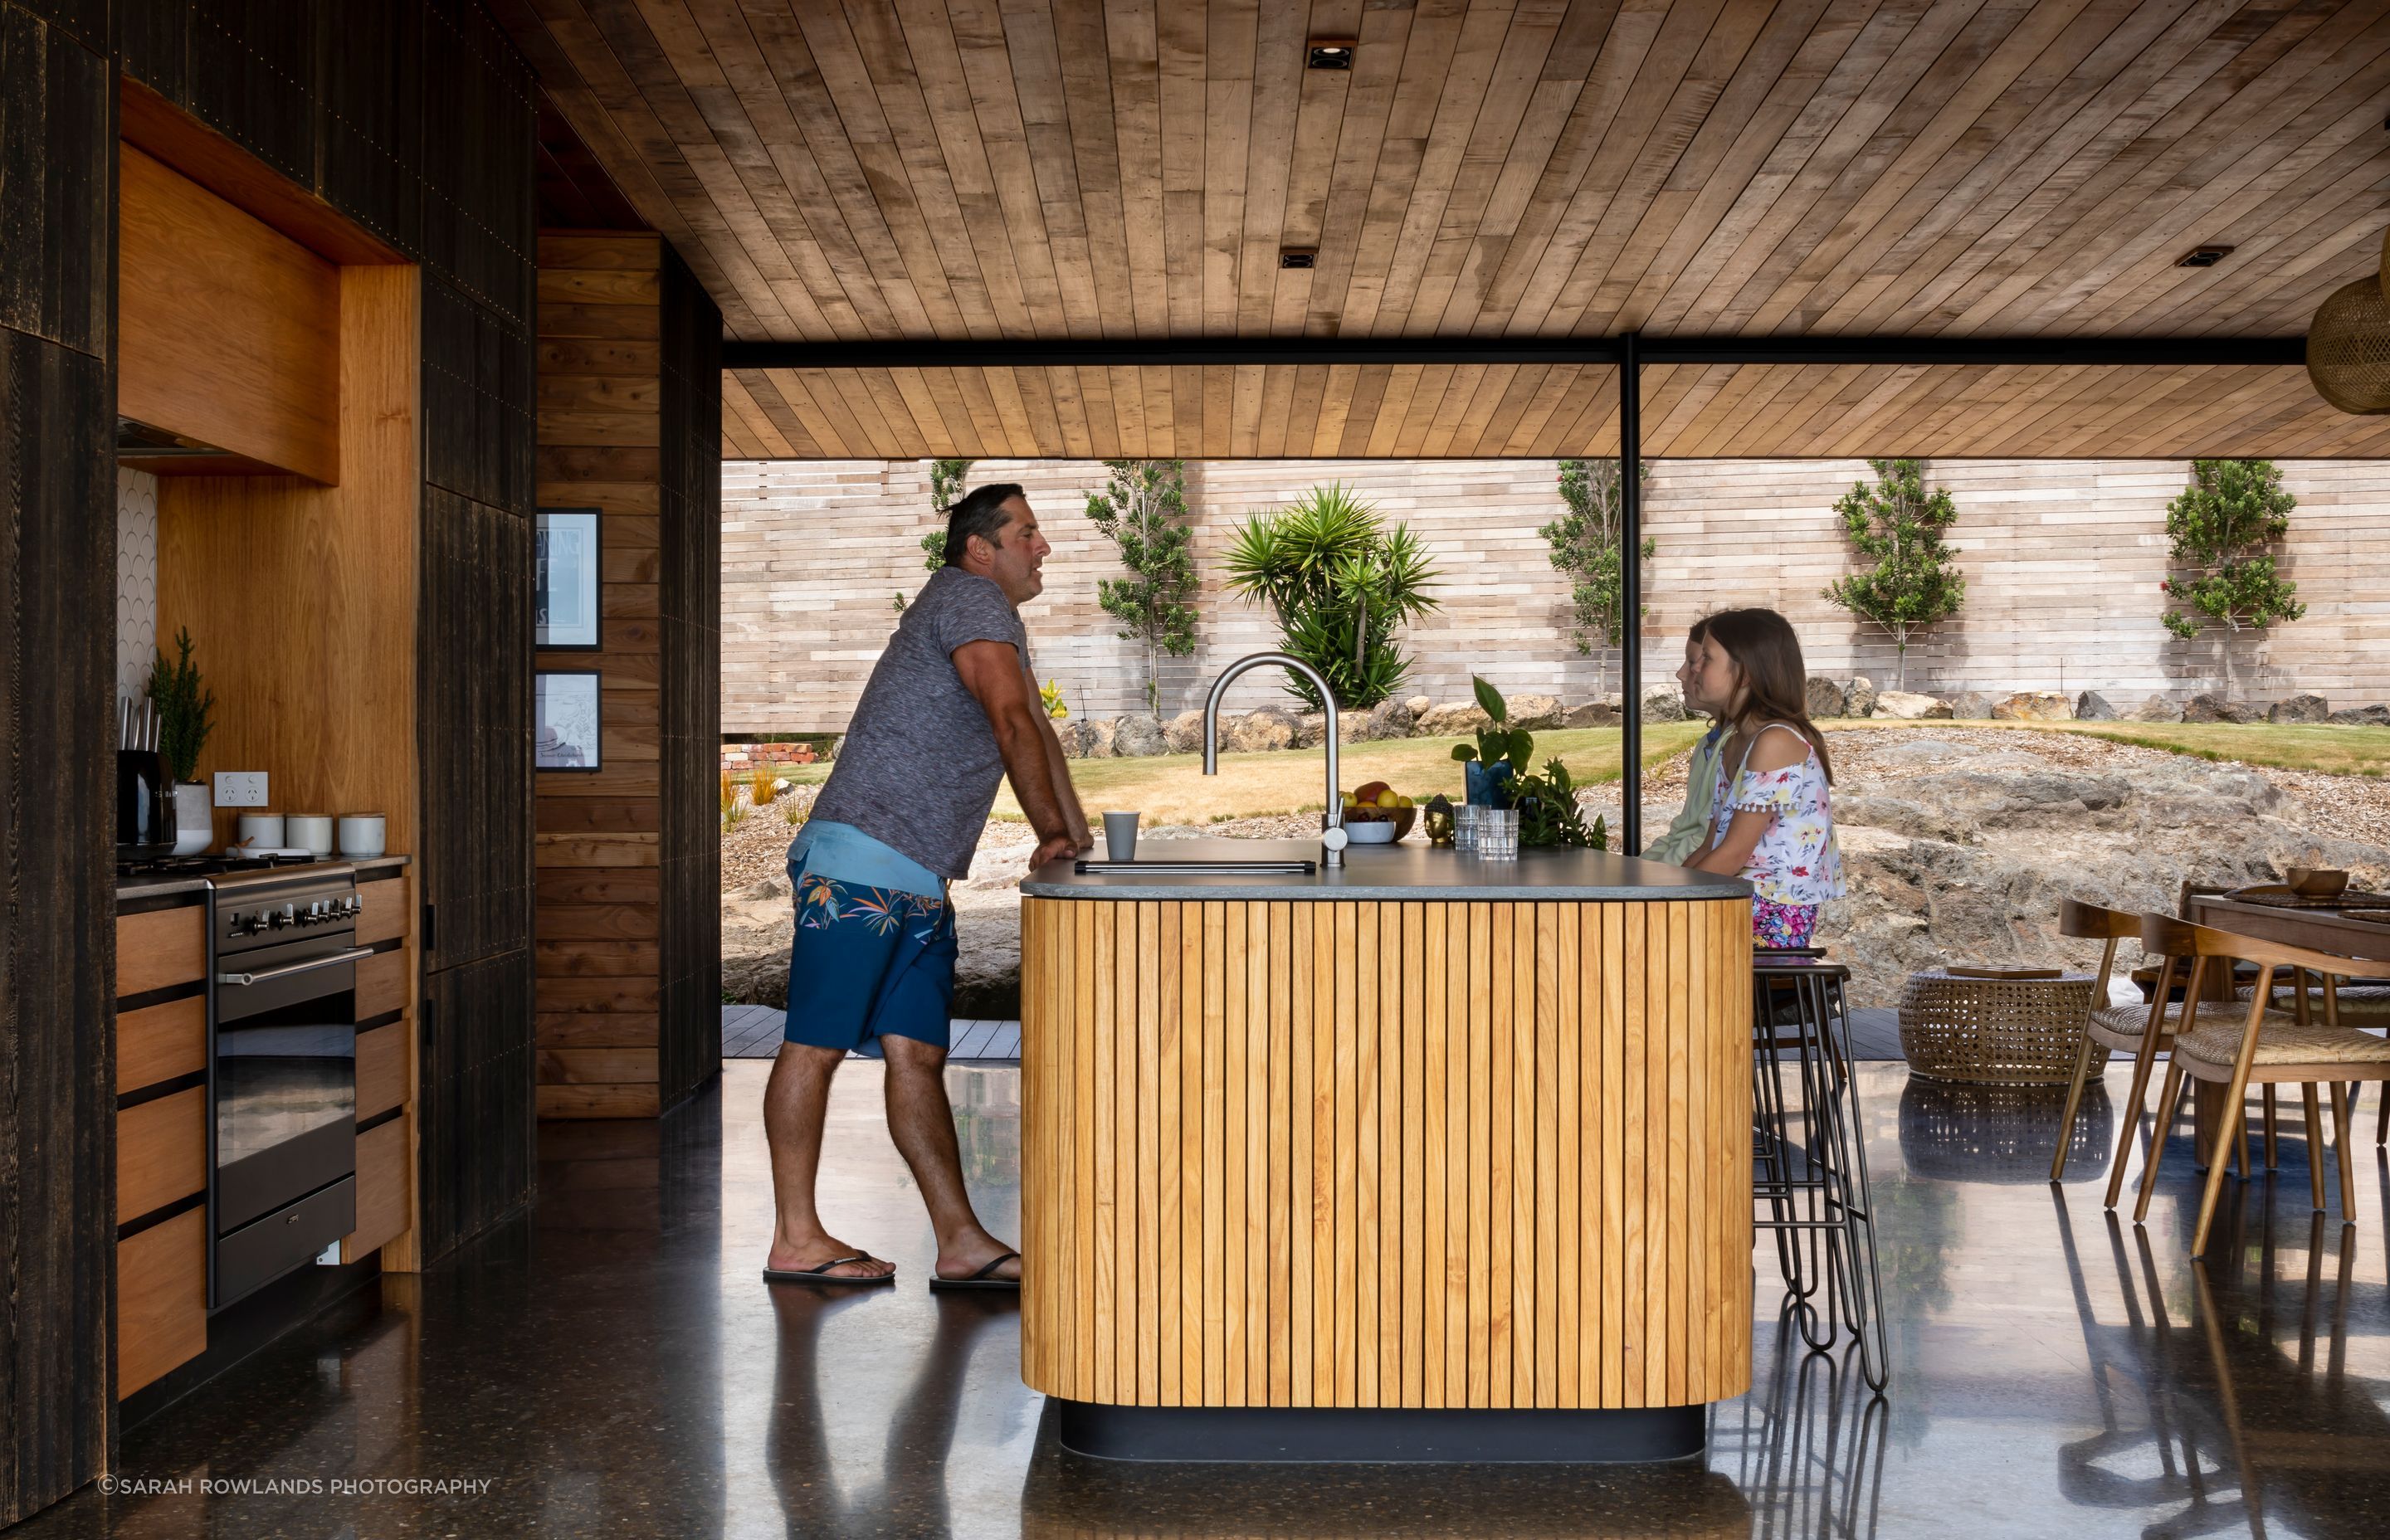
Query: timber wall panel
536,232,719,1118
1019,896,1752,1411
725,457,2390,729
1,0,115,1519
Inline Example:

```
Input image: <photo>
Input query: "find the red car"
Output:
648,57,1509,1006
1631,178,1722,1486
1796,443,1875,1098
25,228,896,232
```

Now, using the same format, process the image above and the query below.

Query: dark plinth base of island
1053,1399,1708,1464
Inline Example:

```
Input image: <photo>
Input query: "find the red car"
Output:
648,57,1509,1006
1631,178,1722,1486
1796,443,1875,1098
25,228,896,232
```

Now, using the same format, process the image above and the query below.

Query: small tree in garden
1222,482,1441,711
918,457,974,571
1541,458,1655,682
2160,458,2304,697
1822,457,1966,690
1085,459,1199,716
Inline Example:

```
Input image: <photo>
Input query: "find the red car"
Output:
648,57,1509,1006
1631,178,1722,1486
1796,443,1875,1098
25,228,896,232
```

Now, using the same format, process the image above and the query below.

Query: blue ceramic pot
1465,759,1514,808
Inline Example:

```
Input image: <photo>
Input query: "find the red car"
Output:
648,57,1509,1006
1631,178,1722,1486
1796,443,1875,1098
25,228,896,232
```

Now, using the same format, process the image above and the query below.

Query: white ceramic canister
237,812,285,849
338,813,387,858
170,782,213,855
285,814,335,856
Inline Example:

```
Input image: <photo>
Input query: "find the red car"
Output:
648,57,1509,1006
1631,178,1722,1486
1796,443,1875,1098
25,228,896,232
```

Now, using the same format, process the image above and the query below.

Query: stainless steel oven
207,864,368,1308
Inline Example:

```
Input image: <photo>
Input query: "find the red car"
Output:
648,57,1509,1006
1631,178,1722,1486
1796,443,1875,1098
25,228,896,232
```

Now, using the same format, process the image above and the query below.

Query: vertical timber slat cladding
725,457,2390,730
1017,896,1753,1408
1,0,114,1523
534,232,722,1118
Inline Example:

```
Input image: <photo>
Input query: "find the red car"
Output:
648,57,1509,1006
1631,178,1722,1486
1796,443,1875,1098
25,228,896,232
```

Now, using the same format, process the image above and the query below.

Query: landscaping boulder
2075,691,2119,721
1164,709,1207,754
2182,693,2260,724
1416,701,1493,738
2128,694,2183,723
1114,714,1167,757
1358,697,1413,741
1292,711,1370,748
1641,686,1687,724
1085,716,1119,757
1227,709,1297,753
1845,677,1878,718
2269,693,2329,724
2330,704,2390,727
1992,691,2073,721
1054,719,1098,758
1951,691,1995,720
1806,675,1848,719
1872,690,1953,720
1404,695,1434,722
1509,694,1564,731
1564,696,1621,729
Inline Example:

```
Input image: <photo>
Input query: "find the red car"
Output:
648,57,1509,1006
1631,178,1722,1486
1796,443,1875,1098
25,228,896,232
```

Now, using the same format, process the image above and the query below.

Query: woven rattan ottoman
1897,966,2097,1084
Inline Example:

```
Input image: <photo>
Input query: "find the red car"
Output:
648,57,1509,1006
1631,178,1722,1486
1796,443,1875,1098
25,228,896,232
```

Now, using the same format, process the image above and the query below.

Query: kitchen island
1017,838,1753,1462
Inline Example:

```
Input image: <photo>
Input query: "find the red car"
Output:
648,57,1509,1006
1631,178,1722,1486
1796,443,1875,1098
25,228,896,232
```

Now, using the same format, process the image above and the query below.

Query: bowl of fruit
1330,782,1416,844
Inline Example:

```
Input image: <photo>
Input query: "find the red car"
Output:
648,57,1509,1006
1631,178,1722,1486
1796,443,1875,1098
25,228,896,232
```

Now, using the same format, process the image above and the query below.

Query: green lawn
754,717,2390,827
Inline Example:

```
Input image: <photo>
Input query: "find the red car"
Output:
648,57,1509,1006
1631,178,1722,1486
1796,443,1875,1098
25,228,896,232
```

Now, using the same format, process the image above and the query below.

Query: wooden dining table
2178,893,2390,1161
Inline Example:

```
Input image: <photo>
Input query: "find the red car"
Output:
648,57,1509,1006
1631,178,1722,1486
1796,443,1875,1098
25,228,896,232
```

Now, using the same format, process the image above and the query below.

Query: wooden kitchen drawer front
118,994,206,1096
356,947,408,1021
355,876,408,947
119,1207,207,1397
119,1087,206,1225
118,904,206,997
356,1021,407,1122
341,1117,411,1264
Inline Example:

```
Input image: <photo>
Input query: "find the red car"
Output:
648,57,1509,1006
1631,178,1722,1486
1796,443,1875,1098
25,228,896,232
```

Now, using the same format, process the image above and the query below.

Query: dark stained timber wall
659,246,722,1109
1,0,115,1525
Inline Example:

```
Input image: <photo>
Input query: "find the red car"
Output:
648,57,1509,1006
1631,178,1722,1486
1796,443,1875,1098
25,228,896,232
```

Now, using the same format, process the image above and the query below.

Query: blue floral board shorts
783,865,958,1054
1752,897,1818,949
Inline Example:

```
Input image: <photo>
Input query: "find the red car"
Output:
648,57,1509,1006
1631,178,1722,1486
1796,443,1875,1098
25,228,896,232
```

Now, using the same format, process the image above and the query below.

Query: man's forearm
995,708,1070,841
1036,713,1090,844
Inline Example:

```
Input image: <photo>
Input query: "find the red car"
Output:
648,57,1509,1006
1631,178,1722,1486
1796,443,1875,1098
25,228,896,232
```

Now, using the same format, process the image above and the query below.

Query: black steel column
1618,333,1642,857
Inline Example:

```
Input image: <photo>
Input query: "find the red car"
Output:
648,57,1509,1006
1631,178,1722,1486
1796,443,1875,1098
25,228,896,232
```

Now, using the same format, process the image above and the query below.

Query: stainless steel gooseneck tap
1202,651,1346,869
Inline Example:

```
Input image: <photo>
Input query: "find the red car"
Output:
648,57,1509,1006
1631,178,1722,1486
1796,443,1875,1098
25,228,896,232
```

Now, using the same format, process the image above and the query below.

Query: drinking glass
1455,804,1480,854
1478,807,1520,861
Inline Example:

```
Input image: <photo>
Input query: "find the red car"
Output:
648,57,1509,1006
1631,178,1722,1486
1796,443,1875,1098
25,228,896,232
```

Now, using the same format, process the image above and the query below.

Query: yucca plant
1220,483,1441,710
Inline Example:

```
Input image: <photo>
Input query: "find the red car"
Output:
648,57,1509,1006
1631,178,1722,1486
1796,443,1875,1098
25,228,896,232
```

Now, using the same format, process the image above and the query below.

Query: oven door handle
215,947,376,987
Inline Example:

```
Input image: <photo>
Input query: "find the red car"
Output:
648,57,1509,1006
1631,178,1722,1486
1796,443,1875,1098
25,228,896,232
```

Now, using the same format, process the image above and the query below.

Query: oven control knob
269,904,294,928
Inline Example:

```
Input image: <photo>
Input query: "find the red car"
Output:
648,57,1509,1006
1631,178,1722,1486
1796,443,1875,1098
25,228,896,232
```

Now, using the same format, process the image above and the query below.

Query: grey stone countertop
1020,837,1752,902
117,853,412,906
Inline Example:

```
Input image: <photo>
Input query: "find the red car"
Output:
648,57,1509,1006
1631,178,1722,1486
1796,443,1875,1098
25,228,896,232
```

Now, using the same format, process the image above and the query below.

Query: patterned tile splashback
117,466,159,703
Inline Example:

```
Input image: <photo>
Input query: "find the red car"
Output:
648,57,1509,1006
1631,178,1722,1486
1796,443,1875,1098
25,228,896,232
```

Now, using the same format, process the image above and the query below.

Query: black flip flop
763,1253,895,1287
929,1250,1021,1292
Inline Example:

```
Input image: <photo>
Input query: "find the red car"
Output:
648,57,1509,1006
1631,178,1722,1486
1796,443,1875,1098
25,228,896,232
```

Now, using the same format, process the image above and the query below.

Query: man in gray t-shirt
762,483,1090,1292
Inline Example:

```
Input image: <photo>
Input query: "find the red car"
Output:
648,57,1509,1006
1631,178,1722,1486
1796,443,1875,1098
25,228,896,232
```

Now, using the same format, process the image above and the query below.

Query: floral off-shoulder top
1707,722,1845,908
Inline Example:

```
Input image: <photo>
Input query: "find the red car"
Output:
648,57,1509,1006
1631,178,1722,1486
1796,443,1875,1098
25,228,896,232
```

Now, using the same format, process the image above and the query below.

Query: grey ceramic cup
1103,811,1140,860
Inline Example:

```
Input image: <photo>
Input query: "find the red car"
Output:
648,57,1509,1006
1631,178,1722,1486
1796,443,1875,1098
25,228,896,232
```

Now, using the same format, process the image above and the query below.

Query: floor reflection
12,1061,2387,1539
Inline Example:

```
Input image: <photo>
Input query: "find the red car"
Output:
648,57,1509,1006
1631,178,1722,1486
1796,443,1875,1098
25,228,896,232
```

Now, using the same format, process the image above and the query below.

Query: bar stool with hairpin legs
1752,948,1889,1391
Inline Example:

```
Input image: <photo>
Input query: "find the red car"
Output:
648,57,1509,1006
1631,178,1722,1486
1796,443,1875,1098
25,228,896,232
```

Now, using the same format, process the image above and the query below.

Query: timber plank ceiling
493,1,2390,460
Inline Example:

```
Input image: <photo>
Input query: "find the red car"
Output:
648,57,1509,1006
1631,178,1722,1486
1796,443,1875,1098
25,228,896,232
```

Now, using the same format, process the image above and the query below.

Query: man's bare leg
880,1034,1022,1280
763,1040,895,1279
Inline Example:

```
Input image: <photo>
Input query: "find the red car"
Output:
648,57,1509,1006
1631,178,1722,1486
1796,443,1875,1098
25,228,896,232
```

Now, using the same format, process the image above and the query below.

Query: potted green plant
1449,675,1607,850
147,626,217,852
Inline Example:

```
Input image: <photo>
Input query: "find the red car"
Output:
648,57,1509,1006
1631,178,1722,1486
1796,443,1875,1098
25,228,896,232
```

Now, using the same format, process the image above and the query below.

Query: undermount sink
1071,858,1318,875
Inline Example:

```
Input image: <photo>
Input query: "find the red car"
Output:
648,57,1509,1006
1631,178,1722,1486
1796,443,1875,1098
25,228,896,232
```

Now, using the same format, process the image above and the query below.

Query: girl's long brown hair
1704,607,1832,783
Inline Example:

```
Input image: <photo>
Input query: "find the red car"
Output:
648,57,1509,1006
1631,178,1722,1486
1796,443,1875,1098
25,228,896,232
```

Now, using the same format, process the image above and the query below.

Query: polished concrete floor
24,1059,2390,1538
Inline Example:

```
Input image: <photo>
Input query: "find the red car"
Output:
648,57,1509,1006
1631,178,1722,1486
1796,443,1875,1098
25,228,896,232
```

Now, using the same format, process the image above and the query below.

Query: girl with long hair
1642,616,1726,864
1683,607,1844,947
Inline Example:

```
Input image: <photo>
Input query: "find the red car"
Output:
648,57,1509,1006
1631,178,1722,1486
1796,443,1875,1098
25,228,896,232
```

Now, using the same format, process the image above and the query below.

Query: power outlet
213,771,268,807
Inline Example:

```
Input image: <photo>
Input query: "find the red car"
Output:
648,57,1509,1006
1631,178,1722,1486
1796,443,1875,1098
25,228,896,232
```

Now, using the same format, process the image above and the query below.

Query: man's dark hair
943,483,1026,568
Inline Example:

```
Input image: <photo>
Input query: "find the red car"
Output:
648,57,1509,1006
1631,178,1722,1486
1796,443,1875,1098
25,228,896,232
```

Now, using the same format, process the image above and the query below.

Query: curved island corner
1015,838,1754,1463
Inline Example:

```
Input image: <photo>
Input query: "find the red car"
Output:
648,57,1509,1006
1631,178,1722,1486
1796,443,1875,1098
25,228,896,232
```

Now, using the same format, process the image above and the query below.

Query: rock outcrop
1992,691,2073,721
1871,690,1953,720
2183,693,2260,724
2270,693,2329,724
2128,694,2183,723
1114,714,1167,756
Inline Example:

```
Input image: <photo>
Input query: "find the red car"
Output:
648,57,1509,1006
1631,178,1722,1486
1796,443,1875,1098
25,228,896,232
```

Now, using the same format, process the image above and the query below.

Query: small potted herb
147,627,217,849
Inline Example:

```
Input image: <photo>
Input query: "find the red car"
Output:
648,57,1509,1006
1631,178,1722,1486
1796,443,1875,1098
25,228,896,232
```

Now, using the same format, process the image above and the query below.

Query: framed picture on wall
535,670,602,772
535,508,602,650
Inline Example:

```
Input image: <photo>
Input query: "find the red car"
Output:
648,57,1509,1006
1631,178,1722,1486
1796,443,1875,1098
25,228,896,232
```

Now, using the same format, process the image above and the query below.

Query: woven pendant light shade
2308,275,2390,413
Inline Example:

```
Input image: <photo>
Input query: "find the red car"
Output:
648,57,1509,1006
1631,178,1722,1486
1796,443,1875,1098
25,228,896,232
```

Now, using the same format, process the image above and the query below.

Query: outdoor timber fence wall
723,458,2390,735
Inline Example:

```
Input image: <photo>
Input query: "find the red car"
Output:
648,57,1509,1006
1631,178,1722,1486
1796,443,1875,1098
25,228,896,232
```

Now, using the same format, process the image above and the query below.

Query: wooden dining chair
2080,905,2295,1210
2131,916,2390,1257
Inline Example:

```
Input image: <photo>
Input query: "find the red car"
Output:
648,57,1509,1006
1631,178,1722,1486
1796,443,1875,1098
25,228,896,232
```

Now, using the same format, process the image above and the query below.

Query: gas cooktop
115,850,324,883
